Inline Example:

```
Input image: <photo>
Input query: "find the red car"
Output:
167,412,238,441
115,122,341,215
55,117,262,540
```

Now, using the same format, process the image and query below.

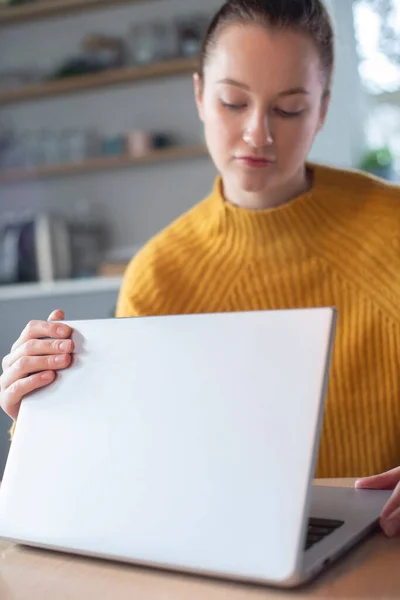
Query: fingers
355,467,400,538
380,480,400,537
10,320,72,353
1,353,72,390
355,466,400,491
0,371,56,420
3,338,74,371
381,479,400,519
0,308,71,422
48,309,65,322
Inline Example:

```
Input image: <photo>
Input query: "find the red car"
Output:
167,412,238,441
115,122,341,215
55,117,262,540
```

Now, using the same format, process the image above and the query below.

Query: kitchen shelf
0,144,208,184
0,57,199,105
0,0,150,26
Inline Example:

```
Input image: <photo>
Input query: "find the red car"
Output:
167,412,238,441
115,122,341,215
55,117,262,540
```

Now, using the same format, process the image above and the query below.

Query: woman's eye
220,100,247,110
275,108,303,118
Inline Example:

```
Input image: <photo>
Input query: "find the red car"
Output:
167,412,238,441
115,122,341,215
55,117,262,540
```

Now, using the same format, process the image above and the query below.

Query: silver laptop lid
0,308,336,585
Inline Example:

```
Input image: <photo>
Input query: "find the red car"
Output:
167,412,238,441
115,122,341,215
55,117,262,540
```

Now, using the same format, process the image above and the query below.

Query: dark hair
199,0,335,94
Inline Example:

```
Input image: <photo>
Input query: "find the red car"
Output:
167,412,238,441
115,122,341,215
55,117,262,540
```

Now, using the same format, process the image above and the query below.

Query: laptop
0,308,391,587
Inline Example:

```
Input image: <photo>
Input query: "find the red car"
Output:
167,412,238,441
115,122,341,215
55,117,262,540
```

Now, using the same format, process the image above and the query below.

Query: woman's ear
193,72,204,122
317,92,331,133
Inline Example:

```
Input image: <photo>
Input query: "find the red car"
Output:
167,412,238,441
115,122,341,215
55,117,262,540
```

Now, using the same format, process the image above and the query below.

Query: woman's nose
243,111,274,148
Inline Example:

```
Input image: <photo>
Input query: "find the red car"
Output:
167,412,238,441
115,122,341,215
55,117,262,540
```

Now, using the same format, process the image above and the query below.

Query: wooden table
0,479,399,600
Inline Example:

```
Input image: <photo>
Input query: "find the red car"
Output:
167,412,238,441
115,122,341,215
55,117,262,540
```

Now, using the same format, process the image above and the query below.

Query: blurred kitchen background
0,0,399,474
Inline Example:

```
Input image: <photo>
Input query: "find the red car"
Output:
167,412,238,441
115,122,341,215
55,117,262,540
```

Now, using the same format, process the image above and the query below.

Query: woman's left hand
356,466,400,537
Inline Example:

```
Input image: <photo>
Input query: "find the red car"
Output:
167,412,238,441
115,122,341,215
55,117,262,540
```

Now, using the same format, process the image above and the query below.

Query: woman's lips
236,156,275,168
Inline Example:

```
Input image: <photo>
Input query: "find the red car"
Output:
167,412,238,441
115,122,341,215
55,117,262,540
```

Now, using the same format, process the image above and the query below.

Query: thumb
355,466,400,491
48,309,65,322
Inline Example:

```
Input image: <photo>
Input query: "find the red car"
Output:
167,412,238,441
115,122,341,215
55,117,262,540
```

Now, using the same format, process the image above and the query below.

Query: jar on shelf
128,20,172,65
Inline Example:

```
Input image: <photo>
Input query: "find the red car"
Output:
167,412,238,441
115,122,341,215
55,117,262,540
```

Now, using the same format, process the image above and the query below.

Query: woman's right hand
0,309,74,420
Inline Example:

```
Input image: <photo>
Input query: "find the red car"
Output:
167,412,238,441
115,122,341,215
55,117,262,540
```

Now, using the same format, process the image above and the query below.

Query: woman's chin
236,172,272,194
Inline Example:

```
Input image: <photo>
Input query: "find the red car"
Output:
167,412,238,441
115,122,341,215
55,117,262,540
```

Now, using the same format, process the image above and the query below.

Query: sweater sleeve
115,257,142,317
115,243,167,318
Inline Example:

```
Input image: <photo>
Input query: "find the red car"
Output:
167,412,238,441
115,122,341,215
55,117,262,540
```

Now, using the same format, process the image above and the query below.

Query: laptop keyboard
305,517,344,550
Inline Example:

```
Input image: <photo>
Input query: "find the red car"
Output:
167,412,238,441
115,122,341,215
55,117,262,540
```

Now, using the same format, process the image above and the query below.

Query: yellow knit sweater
116,163,400,479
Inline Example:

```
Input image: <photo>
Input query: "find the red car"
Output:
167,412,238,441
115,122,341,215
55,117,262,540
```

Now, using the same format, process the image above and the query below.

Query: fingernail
41,372,53,381
59,341,70,352
54,355,66,364
355,479,369,488
387,507,400,521
382,508,400,537
382,520,398,537
57,326,69,336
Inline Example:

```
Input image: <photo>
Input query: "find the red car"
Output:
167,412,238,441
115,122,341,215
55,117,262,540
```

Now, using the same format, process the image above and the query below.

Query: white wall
311,0,367,168
0,0,365,251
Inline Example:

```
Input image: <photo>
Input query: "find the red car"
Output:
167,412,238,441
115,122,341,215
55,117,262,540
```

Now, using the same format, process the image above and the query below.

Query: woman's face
194,23,330,198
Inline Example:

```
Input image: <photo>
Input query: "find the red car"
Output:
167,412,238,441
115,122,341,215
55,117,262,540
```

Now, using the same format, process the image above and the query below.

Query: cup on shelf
152,132,175,149
128,21,162,65
176,13,211,57
39,129,63,166
127,130,152,157
156,20,180,60
101,135,127,157
20,132,43,167
61,129,99,163
127,19,180,65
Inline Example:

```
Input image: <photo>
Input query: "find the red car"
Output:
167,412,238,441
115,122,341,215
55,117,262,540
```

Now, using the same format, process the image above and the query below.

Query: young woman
1,0,400,536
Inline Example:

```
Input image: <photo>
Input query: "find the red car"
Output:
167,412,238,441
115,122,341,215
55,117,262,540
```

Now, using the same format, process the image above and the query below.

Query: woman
1,0,400,535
